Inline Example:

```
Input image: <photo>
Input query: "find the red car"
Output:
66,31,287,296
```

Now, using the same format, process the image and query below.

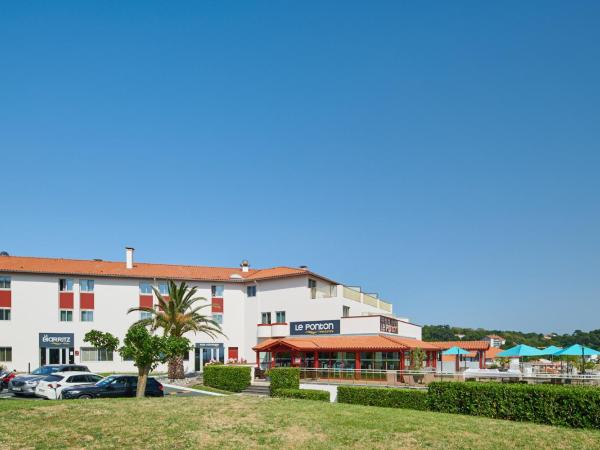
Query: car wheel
78,394,93,399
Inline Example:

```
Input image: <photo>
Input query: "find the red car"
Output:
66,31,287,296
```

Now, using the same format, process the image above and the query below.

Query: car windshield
32,366,60,375
43,375,63,382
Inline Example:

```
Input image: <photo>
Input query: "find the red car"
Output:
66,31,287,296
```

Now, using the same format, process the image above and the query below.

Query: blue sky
1,1,599,333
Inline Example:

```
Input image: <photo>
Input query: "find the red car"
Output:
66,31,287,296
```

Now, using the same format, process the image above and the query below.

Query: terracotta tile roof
253,335,440,352
0,255,315,283
429,341,490,351
485,347,504,359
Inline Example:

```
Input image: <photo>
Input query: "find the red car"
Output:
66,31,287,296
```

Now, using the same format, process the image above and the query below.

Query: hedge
273,388,330,402
203,365,251,393
268,367,300,395
427,382,600,429
337,386,429,411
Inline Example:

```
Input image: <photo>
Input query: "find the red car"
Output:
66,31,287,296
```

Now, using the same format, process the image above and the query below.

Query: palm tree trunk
137,366,150,398
168,355,185,380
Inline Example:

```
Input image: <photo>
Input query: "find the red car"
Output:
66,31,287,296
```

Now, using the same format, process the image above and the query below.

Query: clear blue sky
1,1,599,333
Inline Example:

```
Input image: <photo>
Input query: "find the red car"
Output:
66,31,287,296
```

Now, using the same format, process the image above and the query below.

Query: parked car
35,371,104,400
61,375,164,399
0,370,17,392
9,364,90,396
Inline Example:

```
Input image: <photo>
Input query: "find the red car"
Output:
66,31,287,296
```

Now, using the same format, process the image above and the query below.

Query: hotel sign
290,320,340,336
39,333,74,348
380,317,398,334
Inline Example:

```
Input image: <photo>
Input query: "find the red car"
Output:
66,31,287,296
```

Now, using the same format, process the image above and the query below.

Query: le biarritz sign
39,333,74,348
290,320,340,336
380,316,399,334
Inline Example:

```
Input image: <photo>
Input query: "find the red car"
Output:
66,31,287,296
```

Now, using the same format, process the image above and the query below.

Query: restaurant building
0,248,429,373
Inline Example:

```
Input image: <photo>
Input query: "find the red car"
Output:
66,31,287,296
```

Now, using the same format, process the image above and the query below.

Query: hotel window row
260,311,286,324
58,278,95,323
0,276,11,321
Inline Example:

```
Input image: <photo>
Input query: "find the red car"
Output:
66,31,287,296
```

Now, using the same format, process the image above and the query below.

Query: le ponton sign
290,320,340,336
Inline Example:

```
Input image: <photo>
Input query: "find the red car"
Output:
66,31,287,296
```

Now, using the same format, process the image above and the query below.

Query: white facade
0,254,420,372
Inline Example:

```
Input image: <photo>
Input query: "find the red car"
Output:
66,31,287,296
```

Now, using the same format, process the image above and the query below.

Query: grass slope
0,396,599,449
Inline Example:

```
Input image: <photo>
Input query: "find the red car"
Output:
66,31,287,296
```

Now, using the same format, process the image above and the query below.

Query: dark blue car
61,375,164,399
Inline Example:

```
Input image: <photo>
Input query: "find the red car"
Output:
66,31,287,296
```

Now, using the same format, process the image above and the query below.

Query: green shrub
337,386,429,411
428,382,600,429
273,388,330,402
203,365,251,393
268,367,300,395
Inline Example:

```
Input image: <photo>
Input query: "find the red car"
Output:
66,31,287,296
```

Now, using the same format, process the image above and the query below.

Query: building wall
0,272,412,372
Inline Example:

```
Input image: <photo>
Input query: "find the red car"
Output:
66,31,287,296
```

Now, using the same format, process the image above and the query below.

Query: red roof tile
0,255,315,283
253,335,440,352
429,341,490,351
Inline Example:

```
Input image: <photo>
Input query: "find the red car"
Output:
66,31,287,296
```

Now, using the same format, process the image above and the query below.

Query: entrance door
194,346,224,372
49,348,60,364
40,347,74,366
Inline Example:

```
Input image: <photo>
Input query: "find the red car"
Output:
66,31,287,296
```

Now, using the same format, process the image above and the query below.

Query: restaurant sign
290,320,340,336
380,316,398,334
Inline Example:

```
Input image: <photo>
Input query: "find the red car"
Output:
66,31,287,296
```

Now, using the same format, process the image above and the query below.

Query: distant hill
423,325,600,349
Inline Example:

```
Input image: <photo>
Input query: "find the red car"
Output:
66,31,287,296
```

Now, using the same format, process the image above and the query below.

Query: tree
410,347,426,370
84,325,190,398
128,280,224,380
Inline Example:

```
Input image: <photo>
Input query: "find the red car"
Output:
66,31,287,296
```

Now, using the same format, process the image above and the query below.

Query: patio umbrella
442,346,471,373
540,345,562,363
497,344,545,358
553,344,600,374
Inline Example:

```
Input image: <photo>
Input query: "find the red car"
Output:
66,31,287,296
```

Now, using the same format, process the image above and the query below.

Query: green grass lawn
0,396,599,449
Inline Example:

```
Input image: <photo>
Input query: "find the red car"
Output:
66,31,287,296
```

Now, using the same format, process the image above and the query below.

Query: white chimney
125,247,135,269
240,260,250,273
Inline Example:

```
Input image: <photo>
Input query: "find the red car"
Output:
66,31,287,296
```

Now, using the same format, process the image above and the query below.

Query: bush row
427,382,600,429
337,383,600,429
203,365,251,393
273,388,330,402
268,367,300,395
337,386,429,410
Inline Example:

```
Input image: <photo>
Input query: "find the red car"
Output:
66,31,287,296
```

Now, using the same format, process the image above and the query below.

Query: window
140,311,152,320
0,276,10,289
212,313,223,324
80,279,94,292
139,282,153,294
261,312,271,325
80,347,113,362
308,279,317,299
0,309,10,320
60,310,73,322
275,311,286,323
246,285,256,297
0,347,11,362
158,281,169,295
211,285,224,297
81,310,94,322
343,305,350,317
59,279,74,292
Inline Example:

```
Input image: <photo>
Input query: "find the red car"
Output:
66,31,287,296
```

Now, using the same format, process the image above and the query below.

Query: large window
80,279,94,292
261,312,271,324
0,276,10,289
211,285,224,297
158,281,169,295
59,279,74,292
275,311,286,323
360,352,400,370
81,310,94,322
80,347,113,362
60,310,73,322
0,309,10,321
139,282,153,294
0,347,11,362
318,352,355,369
246,285,256,297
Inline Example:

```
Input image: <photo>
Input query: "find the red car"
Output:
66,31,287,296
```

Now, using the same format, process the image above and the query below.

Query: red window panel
212,297,224,313
80,293,95,310
0,290,11,308
228,347,238,360
59,292,74,309
139,295,153,309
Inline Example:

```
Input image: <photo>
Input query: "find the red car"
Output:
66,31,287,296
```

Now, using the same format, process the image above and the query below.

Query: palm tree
128,280,224,379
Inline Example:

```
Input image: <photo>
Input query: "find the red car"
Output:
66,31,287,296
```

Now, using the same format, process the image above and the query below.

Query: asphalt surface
0,385,209,400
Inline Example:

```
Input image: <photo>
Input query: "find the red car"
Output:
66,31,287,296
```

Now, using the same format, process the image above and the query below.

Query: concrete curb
161,383,226,396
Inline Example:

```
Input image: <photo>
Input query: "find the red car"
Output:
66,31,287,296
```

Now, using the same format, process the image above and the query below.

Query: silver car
9,364,90,396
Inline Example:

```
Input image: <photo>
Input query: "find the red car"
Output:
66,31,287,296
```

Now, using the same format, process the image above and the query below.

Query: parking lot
0,385,210,400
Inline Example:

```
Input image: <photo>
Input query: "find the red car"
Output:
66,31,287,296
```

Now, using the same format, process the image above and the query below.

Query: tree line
423,325,600,349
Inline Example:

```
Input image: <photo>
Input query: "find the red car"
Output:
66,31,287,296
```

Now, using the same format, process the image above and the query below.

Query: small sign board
380,316,398,334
